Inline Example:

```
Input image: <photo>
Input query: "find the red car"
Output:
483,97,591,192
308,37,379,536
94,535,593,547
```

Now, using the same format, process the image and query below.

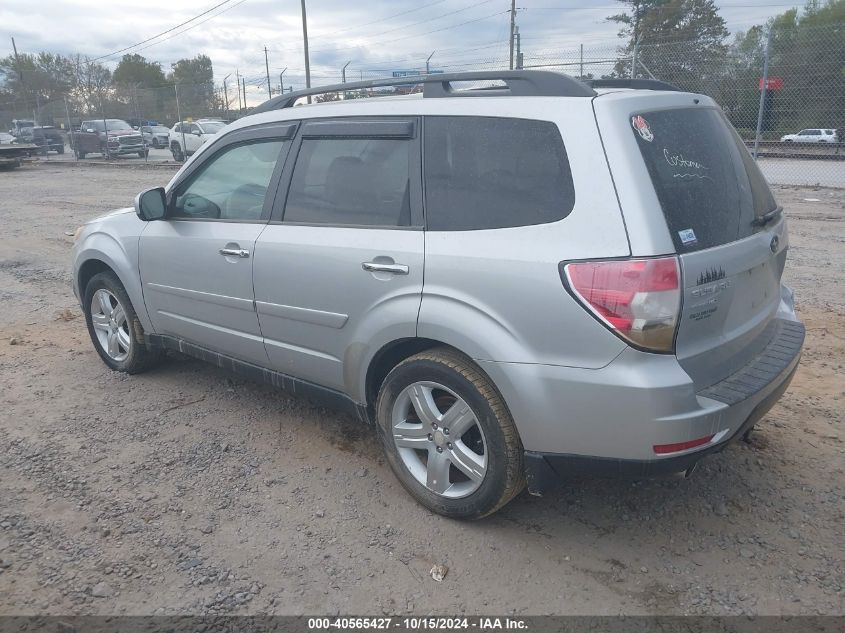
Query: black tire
83,271,161,374
57,145,65,154
170,142,184,162
376,347,525,519
77,151,86,159
138,150,148,158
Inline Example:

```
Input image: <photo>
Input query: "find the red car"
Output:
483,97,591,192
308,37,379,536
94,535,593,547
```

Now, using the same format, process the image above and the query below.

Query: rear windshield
631,108,777,252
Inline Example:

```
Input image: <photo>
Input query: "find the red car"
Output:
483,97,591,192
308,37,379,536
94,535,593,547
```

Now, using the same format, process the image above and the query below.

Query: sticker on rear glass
631,115,654,142
678,228,698,246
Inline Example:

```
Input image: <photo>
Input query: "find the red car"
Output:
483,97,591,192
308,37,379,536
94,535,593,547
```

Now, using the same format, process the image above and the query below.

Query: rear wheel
83,272,161,374
170,142,184,162
376,348,524,519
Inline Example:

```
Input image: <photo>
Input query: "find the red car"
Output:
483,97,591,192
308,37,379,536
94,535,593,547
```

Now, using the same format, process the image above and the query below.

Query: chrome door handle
219,248,250,258
362,262,409,275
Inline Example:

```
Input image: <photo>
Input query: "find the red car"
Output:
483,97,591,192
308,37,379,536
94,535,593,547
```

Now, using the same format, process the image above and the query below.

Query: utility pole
236,70,242,112
630,37,640,79
64,97,77,161
10,37,22,80
222,73,231,119
264,46,272,99
515,26,523,69
753,27,772,160
580,43,584,78
509,0,516,70
175,84,186,161
426,51,435,74
242,78,247,111
279,67,287,95
300,0,312,103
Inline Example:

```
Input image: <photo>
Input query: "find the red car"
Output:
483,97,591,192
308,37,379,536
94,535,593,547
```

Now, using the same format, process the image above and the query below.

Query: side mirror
134,187,167,221
193,130,202,136
85,128,96,133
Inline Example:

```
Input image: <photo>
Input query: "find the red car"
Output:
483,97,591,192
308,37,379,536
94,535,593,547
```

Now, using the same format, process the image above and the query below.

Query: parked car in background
9,119,36,136
780,128,838,143
169,119,225,161
13,126,65,155
140,125,170,148
0,132,14,144
72,71,804,519
71,119,147,159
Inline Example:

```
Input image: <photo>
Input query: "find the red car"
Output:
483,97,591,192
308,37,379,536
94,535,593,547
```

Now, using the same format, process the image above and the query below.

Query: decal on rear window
678,228,698,247
631,115,654,142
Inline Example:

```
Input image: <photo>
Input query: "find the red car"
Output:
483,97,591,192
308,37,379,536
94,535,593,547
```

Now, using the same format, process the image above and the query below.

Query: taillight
562,257,681,353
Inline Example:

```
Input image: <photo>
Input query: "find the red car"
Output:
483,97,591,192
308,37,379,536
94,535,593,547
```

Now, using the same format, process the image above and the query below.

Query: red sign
759,77,784,91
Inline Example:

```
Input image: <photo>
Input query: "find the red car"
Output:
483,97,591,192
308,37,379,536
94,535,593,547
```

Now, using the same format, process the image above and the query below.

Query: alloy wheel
90,289,131,362
391,381,488,498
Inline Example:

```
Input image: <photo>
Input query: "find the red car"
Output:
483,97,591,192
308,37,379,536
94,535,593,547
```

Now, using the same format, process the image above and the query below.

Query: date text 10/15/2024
307,617,529,631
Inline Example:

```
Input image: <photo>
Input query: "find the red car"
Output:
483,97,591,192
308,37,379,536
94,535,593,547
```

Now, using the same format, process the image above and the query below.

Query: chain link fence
2,23,842,186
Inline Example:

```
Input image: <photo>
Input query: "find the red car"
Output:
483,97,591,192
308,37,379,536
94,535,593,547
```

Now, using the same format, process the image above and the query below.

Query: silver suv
71,71,804,519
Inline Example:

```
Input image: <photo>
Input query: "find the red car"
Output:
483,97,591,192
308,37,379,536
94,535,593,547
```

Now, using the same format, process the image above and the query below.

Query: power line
127,0,250,57
90,0,241,62
312,0,450,38
267,0,500,55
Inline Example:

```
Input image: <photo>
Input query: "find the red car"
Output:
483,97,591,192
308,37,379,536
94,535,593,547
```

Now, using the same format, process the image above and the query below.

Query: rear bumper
524,357,799,491
477,305,803,493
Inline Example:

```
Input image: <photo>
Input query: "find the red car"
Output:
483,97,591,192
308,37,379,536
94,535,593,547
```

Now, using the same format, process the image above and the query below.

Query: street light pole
264,46,272,99
236,69,242,112
222,73,231,119
341,61,351,84
300,0,312,103
279,67,287,95
426,51,435,74
509,0,516,70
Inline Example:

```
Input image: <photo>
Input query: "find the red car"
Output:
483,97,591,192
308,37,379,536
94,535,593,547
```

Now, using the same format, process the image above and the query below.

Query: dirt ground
0,164,843,616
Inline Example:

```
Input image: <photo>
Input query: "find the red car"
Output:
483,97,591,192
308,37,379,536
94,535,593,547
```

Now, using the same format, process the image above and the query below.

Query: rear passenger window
284,138,412,227
424,117,575,231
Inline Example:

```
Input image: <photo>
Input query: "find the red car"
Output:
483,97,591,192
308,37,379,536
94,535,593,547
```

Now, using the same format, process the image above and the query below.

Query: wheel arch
362,337,505,421
75,233,154,334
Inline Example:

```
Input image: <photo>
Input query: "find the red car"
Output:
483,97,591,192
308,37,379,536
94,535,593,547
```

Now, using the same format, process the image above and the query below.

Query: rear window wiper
751,206,783,227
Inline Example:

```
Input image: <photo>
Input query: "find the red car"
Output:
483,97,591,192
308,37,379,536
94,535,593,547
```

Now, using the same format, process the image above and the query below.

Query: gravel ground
0,164,843,616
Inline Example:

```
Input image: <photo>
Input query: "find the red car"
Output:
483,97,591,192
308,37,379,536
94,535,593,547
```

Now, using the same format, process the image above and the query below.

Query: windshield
632,107,777,252
199,121,224,133
152,126,170,133
105,120,133,130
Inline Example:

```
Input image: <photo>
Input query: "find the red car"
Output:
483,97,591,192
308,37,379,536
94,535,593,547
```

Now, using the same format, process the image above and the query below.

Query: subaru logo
770,235,779,253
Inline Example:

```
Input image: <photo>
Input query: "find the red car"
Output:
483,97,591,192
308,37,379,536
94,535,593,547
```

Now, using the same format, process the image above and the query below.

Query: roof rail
251,70,596,114
585,79,681,92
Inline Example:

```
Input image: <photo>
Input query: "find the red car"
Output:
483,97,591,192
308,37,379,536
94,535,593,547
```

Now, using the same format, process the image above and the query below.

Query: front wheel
376,348,525,519
83,272,161,374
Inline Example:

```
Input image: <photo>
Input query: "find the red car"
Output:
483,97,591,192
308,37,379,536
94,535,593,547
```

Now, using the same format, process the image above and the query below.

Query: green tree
113,54,166,88
168,54,216,118
607,0,729,90
727,0,845,135
113,54,169,123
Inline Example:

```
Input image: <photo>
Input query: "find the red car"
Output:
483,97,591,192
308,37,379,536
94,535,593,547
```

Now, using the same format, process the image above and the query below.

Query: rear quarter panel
417,98,631,368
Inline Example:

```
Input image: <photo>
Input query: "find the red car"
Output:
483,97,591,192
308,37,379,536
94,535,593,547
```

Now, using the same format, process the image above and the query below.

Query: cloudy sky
2,0,803,104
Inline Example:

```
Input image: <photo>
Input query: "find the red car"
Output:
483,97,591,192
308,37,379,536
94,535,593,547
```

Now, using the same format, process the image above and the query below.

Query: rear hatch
597,95,787,390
